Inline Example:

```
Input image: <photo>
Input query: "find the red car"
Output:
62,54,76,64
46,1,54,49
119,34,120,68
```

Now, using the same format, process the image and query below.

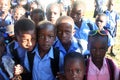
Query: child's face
38,27,55,51
31,13,43,26
70,5,84,23
46,5,60,24
65,59,85,80
95,16,106,30
57,23,74,45
16,30,36,51
14,8,25,21
0,0,10,12
90,37,108,63
30,2,38,11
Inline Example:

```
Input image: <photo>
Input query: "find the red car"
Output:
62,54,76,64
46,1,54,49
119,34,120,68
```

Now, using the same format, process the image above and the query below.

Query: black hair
64,52,85,68
37,20,56,34
30,9,45,21
14,18,35,35
88,32,108,50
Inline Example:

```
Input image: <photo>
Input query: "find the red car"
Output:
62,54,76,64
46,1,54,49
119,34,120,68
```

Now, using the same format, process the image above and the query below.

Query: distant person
64,52,86,80
12,6,26,24
95,13,114,56
104,0,120,56
46,3,61,24
85,30,119,80
30,9,45,26
70,0,98,55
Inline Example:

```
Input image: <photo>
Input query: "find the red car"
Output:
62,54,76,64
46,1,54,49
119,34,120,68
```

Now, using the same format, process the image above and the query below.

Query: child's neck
38,48,49,59
75,19,82,28
62,42,71,52
92,59,104,70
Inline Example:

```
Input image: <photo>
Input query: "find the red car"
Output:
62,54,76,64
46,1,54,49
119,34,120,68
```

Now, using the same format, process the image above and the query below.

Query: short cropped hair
37,20,56,34
64,52,85,68
46,3,61,14
71,0,86,13
14,18,35,35
56,16,74,28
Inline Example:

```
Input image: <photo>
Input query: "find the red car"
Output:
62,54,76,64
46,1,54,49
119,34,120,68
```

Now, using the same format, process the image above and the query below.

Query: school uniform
54,37,82,56
6,41,27,65
104,10,120,37
0,12,13,29
24,45,64,80
74,19,98,55
86,57,119,80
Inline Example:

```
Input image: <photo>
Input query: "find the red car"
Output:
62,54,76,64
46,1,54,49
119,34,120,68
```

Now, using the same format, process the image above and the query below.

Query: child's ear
72,29,76,35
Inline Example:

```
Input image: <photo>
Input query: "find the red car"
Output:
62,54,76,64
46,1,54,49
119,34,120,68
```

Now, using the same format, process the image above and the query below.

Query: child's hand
56,72,65,80
14,64,23,76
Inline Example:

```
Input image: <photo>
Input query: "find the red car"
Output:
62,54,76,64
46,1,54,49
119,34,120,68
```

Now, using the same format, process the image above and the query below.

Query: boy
104,0,120,56
24,21,64,80
95,13,114,56
6,18,36,79
64,52,86,80
86,30,119,80
12,6,26,24
54,16,82,56
30,9,45,26
70,0,98,55
46,3,61,24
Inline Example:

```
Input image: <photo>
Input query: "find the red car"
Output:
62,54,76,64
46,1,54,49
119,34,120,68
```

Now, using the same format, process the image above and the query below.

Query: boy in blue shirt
6,18,36,80
104,0,120,56
70,0,98,55
24,21,64,80
54,16,82,56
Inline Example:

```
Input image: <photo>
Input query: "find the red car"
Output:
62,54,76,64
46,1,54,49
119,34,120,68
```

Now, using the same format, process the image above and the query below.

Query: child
6,18,36,80
30,9,45,26
46,3,61,24
95,13,114,56
70,0,98,55
64,52,86,80
86,30,119,80
54,16,82,56
24,21,64,80
104,0,120,56
0,0,13,30
12,6,26,24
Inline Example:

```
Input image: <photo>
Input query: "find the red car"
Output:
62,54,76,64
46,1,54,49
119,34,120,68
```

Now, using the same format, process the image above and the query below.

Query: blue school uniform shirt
104,10,120,36
24,45,64,80
6,41,26,66
74,19,98,54
54,37,82,56
0,12,13,29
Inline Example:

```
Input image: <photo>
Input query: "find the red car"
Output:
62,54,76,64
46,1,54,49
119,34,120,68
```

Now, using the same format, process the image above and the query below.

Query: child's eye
76,69,81,74
38,35,44,39
57,31,62,34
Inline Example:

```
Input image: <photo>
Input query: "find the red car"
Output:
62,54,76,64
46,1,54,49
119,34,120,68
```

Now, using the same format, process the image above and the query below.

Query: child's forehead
90,36,108,44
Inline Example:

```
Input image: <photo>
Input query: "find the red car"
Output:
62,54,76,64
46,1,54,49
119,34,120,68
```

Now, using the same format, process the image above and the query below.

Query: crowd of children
0,0,120,80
